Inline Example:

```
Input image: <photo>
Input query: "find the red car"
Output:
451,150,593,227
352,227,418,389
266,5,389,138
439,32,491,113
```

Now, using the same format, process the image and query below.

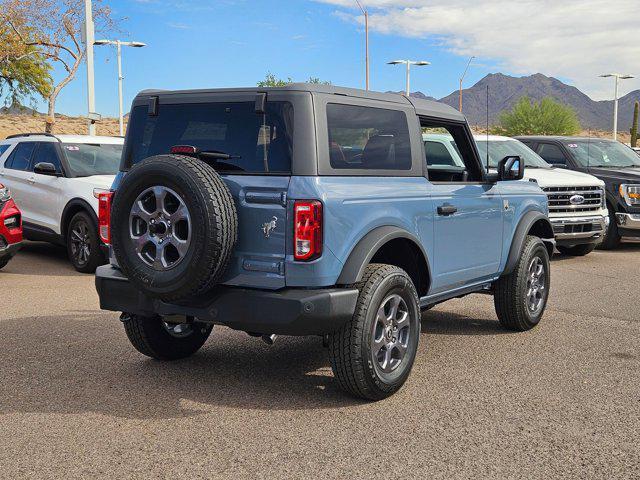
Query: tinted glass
424,140,463,167
62,144,122,177
475,139,550,168
125,102,293,174
327,104,411,170
537,143,567,165
563,140,640,168
0,144,9,158
6,142,36,171
34,142,62,172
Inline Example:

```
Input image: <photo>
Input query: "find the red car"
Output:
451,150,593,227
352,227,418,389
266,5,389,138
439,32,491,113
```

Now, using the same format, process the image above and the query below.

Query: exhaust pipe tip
261,334,277,345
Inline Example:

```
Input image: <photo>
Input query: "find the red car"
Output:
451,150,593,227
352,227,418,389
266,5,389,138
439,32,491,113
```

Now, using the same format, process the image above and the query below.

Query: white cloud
316,0,640,99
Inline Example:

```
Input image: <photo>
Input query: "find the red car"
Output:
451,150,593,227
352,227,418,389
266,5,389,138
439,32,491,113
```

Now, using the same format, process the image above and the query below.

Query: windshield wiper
199,150,242,160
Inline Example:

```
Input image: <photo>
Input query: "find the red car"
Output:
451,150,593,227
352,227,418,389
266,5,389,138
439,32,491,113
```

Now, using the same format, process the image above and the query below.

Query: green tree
0,41,52,106
494,96,581,136
257,72,331,87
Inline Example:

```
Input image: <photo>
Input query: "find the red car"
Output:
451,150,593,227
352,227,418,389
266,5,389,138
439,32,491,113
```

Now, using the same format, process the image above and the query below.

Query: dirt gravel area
0,242,638,479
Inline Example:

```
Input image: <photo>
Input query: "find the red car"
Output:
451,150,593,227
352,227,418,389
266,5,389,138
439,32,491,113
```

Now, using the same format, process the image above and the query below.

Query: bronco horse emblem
262,216,278,238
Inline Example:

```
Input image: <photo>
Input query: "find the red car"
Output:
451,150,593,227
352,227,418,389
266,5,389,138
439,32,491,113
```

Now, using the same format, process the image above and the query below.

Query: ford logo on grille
569,194,585,205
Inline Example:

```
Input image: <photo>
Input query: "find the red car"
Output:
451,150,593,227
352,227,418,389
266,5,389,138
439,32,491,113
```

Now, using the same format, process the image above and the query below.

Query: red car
0,183,22,269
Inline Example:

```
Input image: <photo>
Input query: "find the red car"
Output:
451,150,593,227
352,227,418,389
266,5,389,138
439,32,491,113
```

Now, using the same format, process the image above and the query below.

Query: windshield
62,143,122,176
564,140,640,168
475,139,550,169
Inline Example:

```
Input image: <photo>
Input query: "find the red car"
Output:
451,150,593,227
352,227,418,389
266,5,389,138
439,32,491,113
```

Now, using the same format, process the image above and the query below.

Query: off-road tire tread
598,209,620,250
494,236,549,331
111,155,237,301
329,263,419,400
123,314,212,360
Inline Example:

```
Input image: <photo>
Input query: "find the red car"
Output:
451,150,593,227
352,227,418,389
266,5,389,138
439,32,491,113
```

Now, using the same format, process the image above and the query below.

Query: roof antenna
486,84,490,172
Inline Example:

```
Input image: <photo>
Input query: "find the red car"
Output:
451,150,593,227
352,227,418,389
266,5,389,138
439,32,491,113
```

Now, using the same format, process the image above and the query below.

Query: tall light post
84,0,97,135
95,39,147,136
387,60,430,96
459,56,475,112
600,73,634,141
355,0,369,90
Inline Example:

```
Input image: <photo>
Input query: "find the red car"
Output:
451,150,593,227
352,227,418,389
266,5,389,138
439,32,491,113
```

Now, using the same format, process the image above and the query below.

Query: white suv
423,134,608,256
0,133,123,272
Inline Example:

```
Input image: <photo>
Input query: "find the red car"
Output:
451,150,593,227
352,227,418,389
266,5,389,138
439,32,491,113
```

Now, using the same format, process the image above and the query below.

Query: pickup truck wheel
494,236,550,331
328,264,420,400
110,154,237,301
122,313,213,360
598,209,621,250
557,244,596,256
67,211,104,273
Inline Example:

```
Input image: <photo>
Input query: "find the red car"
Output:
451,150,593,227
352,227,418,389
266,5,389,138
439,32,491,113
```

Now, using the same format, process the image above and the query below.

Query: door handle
28,176,36,184
437,205,458,216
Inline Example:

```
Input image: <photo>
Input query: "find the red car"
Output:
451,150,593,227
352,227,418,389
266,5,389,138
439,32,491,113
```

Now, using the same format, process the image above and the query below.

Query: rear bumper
95,265,359,336
551,215,608,246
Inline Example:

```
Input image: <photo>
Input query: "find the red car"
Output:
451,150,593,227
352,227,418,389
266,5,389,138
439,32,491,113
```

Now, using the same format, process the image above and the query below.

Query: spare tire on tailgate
111,154,237,301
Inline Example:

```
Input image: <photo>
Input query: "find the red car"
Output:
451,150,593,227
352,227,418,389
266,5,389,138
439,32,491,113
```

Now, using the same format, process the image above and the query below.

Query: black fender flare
504,211,555,275
336,225,431,285
61,198,99,238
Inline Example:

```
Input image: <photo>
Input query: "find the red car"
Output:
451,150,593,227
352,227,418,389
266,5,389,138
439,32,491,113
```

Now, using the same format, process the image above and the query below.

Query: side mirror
34,162,61,176
498,155,524,181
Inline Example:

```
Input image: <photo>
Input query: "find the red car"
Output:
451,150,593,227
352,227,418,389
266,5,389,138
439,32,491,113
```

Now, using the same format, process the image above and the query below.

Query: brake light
97,191,114,244
294,200,322,261
171,145,199,155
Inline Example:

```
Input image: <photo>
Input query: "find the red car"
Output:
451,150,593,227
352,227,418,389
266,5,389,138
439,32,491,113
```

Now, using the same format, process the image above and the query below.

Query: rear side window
327,104,411,170
5,142,36,171
537,143,566,165
0,144,10,158
125,101,293,174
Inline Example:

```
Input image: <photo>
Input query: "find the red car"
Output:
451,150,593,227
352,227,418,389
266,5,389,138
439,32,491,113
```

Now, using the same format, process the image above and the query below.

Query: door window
34,142,62,173
421,121,483,182
5,142,37,171
536,143,567,166
327,103,412,170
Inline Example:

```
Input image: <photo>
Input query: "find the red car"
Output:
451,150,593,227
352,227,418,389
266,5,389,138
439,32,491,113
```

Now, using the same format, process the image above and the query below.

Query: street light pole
600,73,634,141
84,0,96,135
355,0,369,90
387,60,430,96
459,56,475,112
95,39,147,136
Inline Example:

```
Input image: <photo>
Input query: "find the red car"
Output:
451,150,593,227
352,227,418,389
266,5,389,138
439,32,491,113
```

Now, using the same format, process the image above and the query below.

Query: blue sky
25,0,640,117
34,0,499,117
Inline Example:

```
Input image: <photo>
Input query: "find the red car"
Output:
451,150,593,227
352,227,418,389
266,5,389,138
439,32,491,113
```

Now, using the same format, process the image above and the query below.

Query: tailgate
221,175,290,289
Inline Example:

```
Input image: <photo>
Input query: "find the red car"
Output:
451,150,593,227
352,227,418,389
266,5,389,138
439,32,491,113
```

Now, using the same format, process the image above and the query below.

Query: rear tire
122,314,213,361
0,259,9,270
494,236,550,331
67,211,104,273
598,209,621,250
557,243,596,256
328,264,421,400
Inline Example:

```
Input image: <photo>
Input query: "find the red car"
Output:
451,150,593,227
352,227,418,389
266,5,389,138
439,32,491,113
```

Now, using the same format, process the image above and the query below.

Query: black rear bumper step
95,265,358,336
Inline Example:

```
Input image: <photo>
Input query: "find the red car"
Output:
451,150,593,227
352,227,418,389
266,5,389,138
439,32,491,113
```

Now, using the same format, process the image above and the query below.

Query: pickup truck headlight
619,184,640,206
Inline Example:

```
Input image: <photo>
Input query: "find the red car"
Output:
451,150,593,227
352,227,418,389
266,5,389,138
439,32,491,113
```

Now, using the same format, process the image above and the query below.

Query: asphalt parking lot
1,242,639,479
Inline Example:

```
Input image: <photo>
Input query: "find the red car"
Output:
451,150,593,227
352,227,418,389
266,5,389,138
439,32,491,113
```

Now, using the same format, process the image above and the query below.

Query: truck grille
543,186,603,213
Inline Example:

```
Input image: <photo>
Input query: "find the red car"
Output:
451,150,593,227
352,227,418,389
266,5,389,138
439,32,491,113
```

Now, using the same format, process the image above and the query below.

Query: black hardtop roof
135,83,466,122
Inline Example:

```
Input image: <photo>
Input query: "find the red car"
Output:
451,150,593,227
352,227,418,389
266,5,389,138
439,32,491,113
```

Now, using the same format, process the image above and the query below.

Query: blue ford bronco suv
95,85,554,400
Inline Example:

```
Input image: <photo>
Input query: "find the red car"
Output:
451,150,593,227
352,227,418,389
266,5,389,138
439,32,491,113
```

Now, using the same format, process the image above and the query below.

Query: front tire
557,243,596,256
328,264,421,400
67,211,105,273
122,314,213,360
494,236,550,331
598,209,621,250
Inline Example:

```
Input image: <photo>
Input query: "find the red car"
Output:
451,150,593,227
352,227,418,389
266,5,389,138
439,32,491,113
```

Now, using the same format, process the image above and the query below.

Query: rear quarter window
327,103,412,170
124,101,293,174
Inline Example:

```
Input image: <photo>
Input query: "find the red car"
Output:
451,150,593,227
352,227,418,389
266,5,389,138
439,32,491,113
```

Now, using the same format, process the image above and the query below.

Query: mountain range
402,73,640,131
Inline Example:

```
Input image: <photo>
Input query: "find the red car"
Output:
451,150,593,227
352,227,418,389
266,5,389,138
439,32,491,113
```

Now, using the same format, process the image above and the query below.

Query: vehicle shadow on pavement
421,309,508,336
0,311,365,419
7,241,79,277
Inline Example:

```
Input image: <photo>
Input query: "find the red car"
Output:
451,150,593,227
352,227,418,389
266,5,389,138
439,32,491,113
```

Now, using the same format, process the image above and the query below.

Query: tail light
294,200,322,261
95,190,114,244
